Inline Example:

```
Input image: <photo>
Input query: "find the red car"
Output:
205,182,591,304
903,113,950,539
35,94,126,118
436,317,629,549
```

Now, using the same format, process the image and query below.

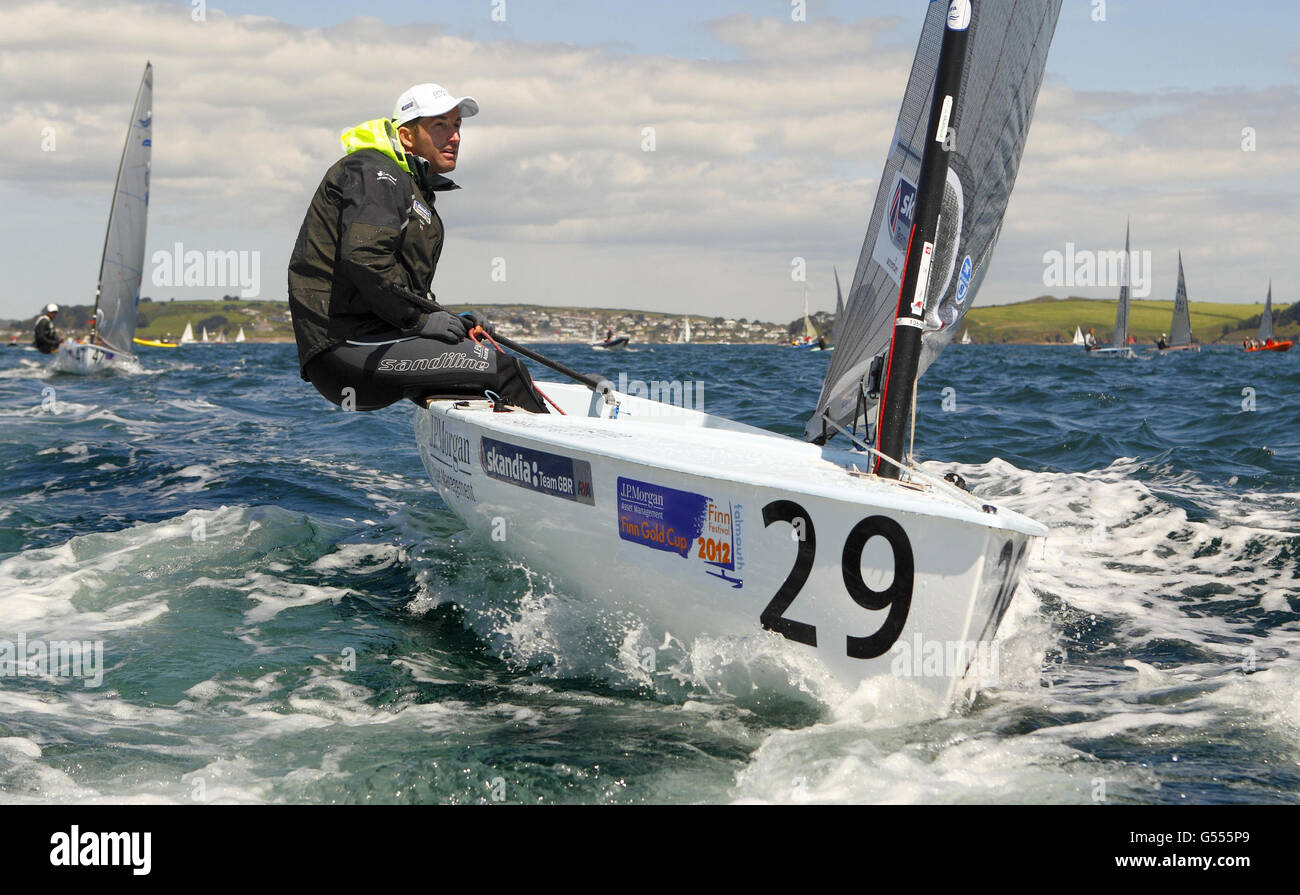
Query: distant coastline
3,294,1293,346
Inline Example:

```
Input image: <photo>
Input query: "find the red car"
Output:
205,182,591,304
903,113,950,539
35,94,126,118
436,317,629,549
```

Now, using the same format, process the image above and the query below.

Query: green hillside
963,296,1296,345
132,298,293,341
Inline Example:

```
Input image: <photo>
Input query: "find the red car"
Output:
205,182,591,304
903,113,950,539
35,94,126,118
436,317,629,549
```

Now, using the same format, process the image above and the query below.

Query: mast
875,2,971,478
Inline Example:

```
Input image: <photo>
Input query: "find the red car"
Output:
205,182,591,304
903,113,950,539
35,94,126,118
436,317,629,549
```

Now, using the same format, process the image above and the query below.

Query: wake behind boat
415,0,1062,703
53,62,152,375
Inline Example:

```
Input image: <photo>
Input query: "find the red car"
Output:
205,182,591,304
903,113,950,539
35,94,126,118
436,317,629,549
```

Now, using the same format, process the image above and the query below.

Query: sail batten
94,63,152,356
805,1,1063,443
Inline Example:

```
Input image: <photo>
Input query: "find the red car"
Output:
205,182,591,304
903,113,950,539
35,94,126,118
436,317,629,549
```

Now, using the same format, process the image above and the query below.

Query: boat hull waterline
415,382,1045,704
51,338,134,374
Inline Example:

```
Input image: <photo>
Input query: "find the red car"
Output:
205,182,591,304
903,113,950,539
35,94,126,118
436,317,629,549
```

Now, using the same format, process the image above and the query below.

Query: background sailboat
1071,325,1084,346
235,326,246,343
53,63,152,374
815,266,845,352
1086,222,1137,358
792,287,820,347
1156,252,1199,352
676,316,691,343
179,322,195,344
1246,282,1293,352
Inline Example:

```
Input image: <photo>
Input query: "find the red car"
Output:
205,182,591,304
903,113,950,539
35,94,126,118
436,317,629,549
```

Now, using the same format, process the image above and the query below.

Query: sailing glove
419,311,468,343
460,311,495,336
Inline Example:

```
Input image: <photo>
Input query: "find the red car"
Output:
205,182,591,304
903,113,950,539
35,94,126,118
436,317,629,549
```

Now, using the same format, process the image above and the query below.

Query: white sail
180,322,194,344
92,63,152,356
806,2,1063,440
1112,222,1131,348
802,288,819,341
1072,325,1084,345
960,330,971,344
201,327,209,342
1169,252,1193,346
1258,282,1274,341
235,326,246,343
828,266,846,348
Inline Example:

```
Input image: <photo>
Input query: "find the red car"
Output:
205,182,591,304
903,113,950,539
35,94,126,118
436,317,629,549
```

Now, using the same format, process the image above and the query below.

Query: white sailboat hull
415,382,1045,704
1086,346,1136,359
50,338,134,375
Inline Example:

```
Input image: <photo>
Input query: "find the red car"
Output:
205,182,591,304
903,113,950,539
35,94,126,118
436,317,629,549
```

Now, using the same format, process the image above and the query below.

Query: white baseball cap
392,83,479,125
44,303,58,314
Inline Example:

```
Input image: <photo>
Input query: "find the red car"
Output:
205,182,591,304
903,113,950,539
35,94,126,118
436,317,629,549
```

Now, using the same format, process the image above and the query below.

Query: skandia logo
888,177,918,250
401,100,416,111
483,444,535,486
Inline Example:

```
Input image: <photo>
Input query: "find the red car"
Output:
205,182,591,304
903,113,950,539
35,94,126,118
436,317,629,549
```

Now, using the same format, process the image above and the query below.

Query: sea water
0,342,1295,804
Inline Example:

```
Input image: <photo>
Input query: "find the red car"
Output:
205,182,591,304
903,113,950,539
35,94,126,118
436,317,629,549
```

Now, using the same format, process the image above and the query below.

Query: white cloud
0,0,1296,322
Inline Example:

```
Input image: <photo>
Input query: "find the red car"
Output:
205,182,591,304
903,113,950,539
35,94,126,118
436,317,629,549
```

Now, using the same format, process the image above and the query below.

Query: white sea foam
725,456,1299,802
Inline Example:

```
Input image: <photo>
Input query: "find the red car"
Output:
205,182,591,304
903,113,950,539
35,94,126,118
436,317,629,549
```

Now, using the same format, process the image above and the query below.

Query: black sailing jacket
287,118,460,377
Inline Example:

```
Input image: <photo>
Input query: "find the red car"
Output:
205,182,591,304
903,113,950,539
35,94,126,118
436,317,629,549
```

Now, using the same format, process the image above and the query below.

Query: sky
2,0,1298,322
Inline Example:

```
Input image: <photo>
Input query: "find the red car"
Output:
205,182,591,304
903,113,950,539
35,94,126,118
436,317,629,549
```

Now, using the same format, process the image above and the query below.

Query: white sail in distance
1112,222,1131,349
93,63,152,355
806,1,1063,442
1258,282,1274,341
1169,253,1193,346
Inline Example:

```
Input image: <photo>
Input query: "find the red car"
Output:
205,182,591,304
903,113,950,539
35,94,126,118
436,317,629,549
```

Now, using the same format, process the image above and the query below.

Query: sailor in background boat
33,304,61,354
288,83,546,412
1154,332,1169,350
1083,327,1098,351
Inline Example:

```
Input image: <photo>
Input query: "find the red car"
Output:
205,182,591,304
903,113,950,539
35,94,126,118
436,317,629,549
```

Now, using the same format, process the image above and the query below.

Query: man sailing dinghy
414,1,1061,703
53,63,152,375
1083,222,1137,359
1154,253,1199,352
288,83,547,411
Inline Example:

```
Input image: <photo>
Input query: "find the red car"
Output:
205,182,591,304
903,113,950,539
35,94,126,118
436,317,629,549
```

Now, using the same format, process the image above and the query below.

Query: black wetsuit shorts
304,333,548,413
